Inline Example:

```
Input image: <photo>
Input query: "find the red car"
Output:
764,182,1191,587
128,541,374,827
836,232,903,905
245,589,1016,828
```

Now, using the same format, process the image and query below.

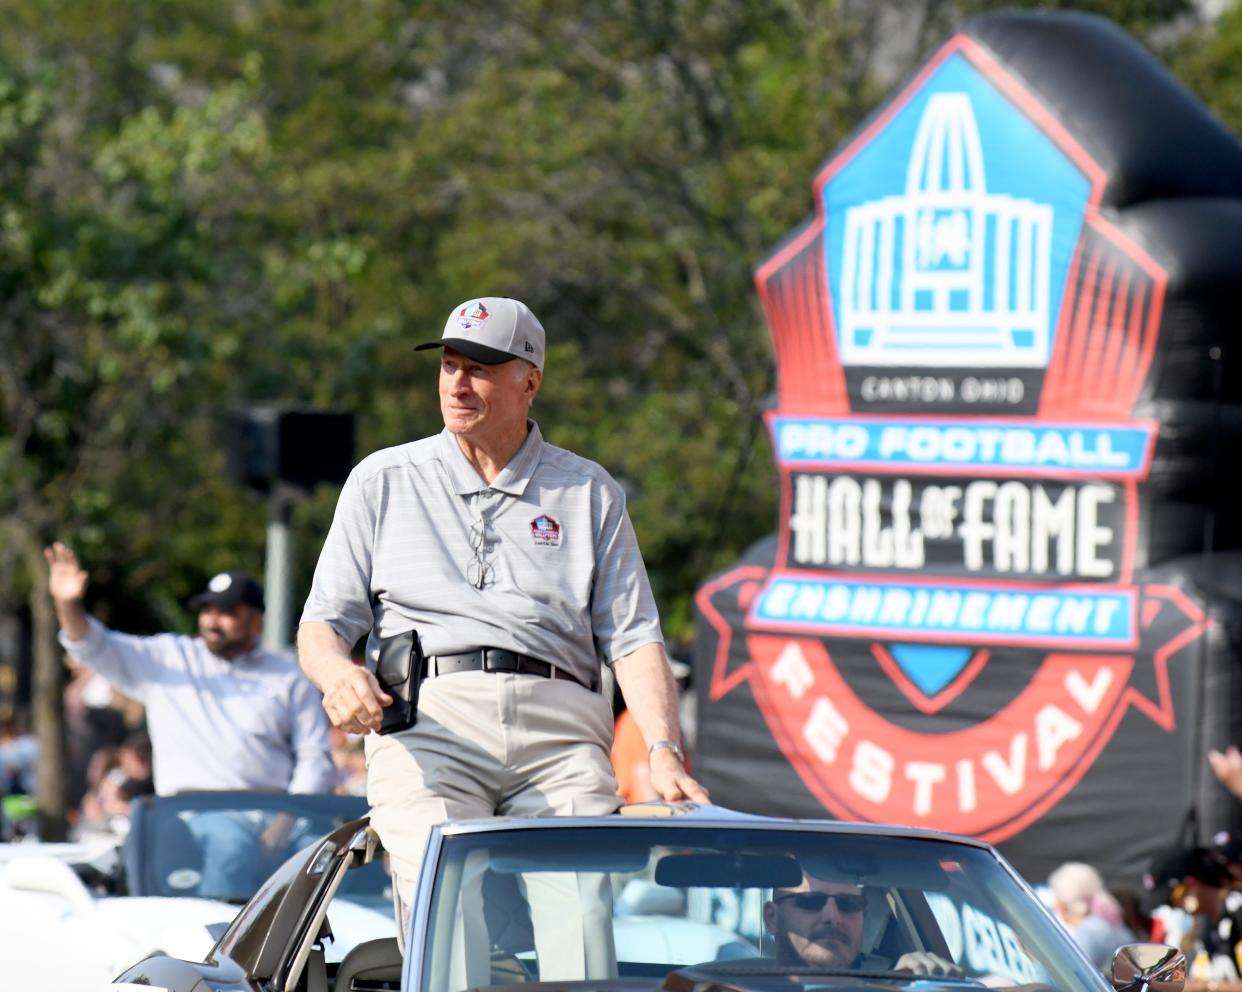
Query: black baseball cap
187,570,265,612
415,297,546,369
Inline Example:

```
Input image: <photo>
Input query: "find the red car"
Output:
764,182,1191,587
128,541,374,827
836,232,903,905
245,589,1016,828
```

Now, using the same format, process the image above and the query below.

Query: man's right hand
891,952,967,978
44,542,91,641
320,663,393,735
45,542,89,604
297,621,393,735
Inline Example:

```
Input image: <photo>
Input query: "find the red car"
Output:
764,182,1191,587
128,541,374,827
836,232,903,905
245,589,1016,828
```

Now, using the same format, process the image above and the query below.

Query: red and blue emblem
454,301,490,332
699,33,1209,842
530,514,561,547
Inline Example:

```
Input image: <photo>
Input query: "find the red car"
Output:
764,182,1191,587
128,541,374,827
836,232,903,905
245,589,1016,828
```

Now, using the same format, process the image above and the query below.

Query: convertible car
0,790,383,991
112,803,1186,992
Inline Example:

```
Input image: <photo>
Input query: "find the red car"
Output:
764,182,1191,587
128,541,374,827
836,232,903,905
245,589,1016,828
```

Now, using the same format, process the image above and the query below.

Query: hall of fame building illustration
838,93,1054,368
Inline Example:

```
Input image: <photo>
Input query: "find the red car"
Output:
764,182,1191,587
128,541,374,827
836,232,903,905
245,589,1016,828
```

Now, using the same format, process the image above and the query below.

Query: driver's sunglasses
776,891,865,914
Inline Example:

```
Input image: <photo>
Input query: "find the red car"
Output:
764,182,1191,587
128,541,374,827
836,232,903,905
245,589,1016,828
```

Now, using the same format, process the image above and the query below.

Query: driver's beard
773,929,803,966
774,927,856,968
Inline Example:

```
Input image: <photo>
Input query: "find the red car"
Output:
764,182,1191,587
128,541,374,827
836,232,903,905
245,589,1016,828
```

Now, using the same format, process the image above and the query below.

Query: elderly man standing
298,296,707,976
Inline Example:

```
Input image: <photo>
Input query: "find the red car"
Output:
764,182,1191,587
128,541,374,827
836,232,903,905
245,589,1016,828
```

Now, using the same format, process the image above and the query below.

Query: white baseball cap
415,296,545,370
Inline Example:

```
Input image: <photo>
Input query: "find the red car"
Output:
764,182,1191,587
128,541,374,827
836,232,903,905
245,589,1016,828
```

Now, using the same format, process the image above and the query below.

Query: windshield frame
126,790,367,900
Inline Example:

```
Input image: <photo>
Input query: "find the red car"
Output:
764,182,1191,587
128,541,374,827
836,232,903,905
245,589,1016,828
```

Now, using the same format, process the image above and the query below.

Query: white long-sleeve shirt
60,616,336,796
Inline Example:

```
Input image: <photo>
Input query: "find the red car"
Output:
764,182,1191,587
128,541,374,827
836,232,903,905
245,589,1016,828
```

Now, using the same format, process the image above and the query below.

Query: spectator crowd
1029,747,1242,991
1,667,368,844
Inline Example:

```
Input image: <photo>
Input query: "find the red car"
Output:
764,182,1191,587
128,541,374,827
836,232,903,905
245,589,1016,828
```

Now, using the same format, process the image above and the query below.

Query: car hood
0,894,237,992
114,898,392,986
95,895,240,956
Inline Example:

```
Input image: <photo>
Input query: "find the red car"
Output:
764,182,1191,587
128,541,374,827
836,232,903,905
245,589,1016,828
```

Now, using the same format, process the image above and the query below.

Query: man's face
439,348,540,446
197,604,262,659
765,877,866,968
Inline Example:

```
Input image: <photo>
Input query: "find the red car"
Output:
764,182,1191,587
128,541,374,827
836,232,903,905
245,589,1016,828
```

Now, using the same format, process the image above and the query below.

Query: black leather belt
424,648,593,691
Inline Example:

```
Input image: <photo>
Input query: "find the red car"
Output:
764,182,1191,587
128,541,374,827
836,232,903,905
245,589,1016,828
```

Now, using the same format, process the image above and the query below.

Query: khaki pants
364,670,622,984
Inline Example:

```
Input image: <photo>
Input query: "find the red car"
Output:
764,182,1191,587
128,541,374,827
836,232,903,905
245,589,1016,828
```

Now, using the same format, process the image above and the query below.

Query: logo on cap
530,515,561,547
455,301,490,332
208,573,233,593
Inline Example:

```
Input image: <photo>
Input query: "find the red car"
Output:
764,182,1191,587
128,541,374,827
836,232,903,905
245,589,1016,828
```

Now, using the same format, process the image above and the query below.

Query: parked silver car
112,803,1186,992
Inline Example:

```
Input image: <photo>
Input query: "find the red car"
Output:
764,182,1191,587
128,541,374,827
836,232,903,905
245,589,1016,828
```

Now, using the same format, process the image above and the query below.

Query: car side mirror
1110,943,1186,992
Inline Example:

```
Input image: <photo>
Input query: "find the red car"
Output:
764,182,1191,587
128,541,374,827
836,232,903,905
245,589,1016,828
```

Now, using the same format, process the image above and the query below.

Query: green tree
1172,0,1242,133
0,55,271,835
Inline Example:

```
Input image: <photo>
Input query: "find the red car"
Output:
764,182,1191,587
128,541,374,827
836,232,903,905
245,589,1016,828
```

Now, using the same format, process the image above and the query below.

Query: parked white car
0,790,393,990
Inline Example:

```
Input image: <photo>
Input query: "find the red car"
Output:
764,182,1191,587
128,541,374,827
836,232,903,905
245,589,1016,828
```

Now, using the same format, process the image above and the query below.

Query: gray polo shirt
300,422,664,686
59,618,337,796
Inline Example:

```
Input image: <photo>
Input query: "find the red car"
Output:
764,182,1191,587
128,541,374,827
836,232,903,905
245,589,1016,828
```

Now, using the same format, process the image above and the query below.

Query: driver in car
765,871,966,977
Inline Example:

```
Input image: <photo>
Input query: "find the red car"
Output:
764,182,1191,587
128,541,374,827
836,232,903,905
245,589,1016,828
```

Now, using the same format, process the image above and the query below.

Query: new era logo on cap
415,296,546,370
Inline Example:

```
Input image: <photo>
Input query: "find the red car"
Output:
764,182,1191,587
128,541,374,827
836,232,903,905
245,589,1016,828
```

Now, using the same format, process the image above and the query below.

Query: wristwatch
648,739,685,764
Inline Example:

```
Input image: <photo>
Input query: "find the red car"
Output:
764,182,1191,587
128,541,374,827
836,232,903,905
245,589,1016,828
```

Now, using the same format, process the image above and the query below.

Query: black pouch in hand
376,629,422,734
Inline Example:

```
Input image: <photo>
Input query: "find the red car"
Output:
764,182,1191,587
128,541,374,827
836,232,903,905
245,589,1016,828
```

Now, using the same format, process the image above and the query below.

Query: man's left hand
648,748,710,803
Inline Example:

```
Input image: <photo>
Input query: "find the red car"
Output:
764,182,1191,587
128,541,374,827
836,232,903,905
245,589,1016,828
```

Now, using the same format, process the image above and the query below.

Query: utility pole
264,486,297,650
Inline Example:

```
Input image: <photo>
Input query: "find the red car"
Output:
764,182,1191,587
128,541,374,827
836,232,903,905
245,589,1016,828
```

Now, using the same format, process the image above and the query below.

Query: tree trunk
22,536,68,841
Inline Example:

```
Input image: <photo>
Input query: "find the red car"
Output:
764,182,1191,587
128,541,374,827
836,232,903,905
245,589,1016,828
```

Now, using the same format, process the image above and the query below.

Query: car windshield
416,824,1109,992
138,794,370,904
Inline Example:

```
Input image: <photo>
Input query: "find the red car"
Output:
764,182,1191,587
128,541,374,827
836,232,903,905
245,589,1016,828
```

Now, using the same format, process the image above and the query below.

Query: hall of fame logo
454,301,491,331
530,514,562,547
699,35,1210,841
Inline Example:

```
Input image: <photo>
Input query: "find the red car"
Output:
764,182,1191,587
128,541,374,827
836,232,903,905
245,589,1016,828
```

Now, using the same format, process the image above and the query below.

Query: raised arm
44,542,90,641
44,542,160,697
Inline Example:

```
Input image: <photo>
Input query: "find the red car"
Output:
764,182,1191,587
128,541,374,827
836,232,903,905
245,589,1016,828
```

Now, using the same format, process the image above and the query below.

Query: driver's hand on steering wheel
893,951,968,978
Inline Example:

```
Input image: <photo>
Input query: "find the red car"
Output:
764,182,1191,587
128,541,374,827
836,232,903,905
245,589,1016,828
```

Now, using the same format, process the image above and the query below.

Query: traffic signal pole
264,487,295,651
